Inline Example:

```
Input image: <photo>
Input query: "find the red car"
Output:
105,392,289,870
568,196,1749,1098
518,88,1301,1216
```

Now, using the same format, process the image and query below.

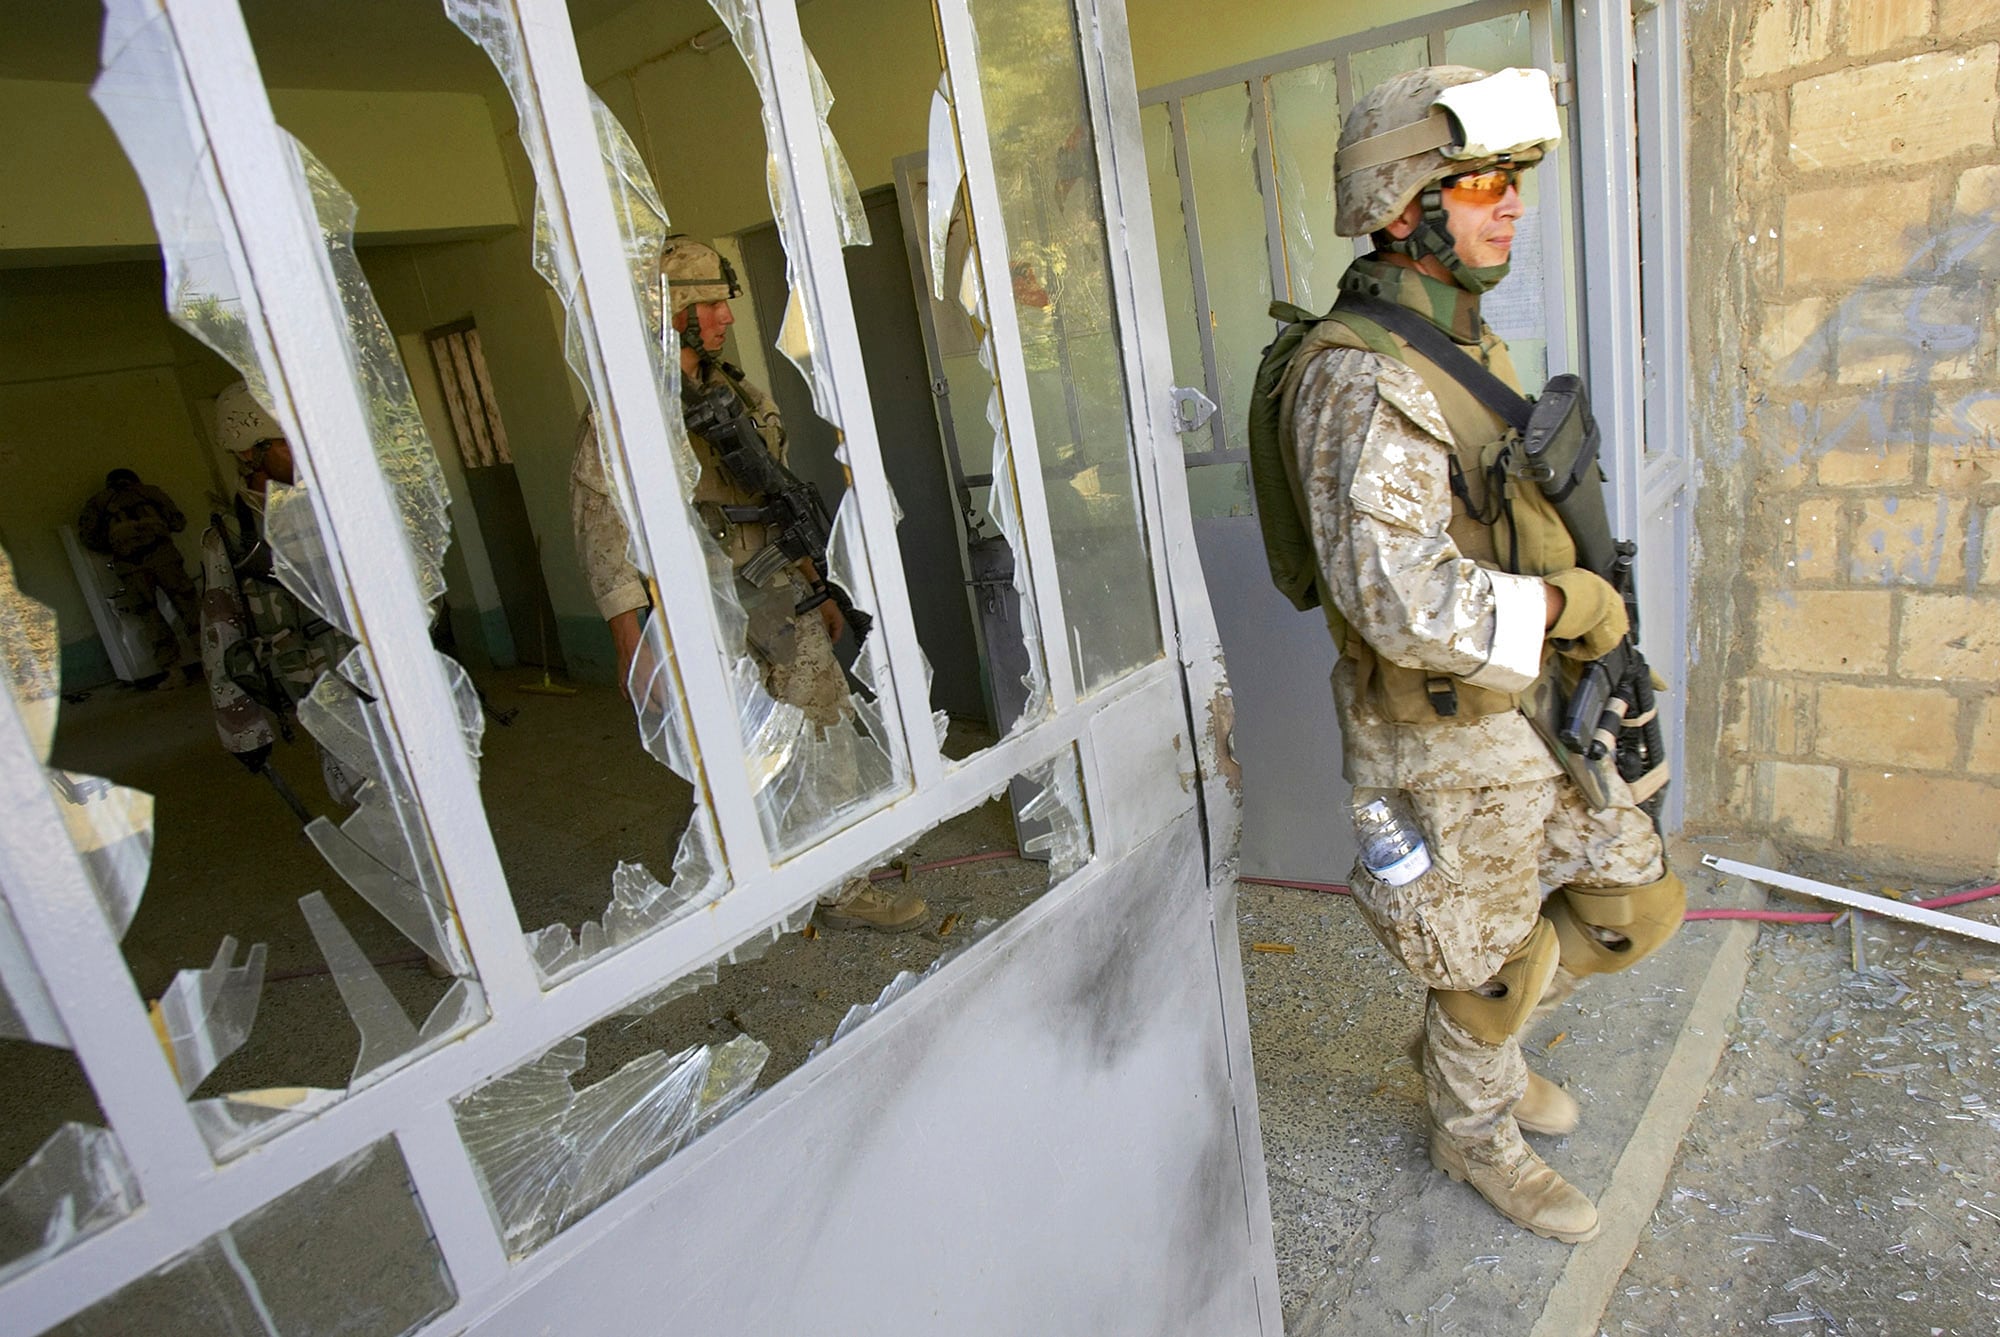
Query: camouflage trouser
117,543,199,668
1349,773,1663,1154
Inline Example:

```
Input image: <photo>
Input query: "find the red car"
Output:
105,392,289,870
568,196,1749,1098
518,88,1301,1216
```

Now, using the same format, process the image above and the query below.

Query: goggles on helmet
1440,165,1526,203
1336,67,1561,177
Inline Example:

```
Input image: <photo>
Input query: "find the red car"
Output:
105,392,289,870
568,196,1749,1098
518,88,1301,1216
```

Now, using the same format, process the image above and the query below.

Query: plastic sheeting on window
1266,60,1343,313
42,1138,455,1336
455,1031,767,1257
0,1124,141,1290
92,0,485,1155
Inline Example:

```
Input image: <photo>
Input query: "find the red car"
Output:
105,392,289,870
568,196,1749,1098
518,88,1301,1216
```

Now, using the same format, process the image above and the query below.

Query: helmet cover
1334,65,1560,237
660,236,742,317
215,380,283,456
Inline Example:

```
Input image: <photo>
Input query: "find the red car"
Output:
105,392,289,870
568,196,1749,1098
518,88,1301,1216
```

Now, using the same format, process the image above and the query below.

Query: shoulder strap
1333,295,1532,433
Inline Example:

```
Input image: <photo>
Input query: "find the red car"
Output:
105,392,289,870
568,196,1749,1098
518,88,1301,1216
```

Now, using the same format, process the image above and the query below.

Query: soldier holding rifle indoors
1252,66,1682,1242
569,235,923,931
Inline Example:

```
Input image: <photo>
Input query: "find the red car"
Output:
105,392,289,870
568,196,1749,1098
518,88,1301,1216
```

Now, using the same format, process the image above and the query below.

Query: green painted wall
0,78,517,261
0,262,226,683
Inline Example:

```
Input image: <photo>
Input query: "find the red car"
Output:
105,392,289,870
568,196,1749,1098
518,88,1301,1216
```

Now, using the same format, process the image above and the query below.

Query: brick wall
1686,0,2000,879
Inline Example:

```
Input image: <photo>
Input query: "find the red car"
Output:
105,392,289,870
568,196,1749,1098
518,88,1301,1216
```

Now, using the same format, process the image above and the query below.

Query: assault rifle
1514,379,1668,815
683,379,873,646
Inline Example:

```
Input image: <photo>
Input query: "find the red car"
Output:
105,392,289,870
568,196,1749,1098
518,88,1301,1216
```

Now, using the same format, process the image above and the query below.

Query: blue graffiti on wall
1775,212,1996,587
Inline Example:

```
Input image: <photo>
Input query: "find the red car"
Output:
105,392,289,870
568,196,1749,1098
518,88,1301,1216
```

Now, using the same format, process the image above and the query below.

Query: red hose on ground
1239,876,2000,924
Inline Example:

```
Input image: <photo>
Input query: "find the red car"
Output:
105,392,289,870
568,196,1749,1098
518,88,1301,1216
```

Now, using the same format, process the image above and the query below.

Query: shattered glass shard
928,78,964,302
0,1124,140,1286
154,937,268,1097
456,1032,768,1256
298,891,420,1084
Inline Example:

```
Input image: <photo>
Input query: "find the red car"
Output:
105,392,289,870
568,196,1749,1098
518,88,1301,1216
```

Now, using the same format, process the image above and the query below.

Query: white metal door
0,0,1275,1333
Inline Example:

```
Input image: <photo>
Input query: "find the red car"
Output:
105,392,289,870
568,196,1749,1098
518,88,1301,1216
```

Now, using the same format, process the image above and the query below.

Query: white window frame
0,0,1211,1326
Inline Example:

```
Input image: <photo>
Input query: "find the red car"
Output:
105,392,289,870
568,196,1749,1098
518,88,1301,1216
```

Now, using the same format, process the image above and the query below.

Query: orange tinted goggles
1441,166,1526,202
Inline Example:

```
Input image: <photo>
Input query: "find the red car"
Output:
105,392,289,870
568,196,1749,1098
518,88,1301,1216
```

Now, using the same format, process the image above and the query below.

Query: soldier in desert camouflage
570,236,924,932
1270,67,1684,1243
76,468,199,681
200,380,355,804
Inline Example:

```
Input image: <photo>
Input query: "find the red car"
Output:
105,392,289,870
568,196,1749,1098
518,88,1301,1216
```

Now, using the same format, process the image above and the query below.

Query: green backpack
1247,301,1324,612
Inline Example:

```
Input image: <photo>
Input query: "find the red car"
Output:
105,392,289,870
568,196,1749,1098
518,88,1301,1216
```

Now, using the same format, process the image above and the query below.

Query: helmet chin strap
1383,185,1510,296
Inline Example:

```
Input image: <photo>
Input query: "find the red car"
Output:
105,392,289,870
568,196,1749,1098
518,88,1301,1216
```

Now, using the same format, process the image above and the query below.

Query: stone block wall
1686,0,2000,879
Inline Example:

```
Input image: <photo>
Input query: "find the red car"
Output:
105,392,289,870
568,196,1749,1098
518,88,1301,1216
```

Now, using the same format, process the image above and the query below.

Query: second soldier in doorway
569,235,925,932
200,380,357,808
76,467,201,682
1266,68,1683,1242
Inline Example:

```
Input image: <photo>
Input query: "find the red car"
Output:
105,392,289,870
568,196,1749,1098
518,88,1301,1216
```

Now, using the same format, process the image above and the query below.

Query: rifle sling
1332,295,1533,434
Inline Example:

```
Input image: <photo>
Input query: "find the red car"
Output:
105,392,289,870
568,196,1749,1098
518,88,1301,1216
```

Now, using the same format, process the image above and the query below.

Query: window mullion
755,0,943,787
165,0,541,1013
0,698,212,1202
507,0,774,879
931,0,1080,712
1069,0,1198,671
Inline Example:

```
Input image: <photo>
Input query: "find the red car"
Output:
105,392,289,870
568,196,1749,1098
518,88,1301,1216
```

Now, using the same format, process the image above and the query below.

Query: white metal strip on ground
1703,856,2000,947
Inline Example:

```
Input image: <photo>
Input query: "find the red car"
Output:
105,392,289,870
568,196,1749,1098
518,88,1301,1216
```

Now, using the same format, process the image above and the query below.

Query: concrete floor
6,666,1050,1181
1241,843,2000,1335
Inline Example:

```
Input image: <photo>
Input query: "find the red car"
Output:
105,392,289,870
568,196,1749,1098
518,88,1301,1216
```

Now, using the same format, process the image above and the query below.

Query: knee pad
1547,868,1686,977
1433,918,1559,1044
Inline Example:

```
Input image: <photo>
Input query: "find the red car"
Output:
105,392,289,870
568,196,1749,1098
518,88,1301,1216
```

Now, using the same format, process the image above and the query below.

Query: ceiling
0,0,706,92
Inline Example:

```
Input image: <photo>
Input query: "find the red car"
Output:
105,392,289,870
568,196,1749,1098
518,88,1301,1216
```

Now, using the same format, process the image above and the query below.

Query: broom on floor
519,533,577,697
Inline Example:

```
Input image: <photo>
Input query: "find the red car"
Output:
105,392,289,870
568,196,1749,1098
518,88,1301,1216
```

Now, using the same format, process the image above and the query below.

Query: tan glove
1544,567,1629,660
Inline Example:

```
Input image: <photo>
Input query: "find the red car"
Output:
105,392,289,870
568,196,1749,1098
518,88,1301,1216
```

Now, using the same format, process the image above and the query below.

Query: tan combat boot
1516,1070,1580,1137
1429,1130,1601,1243
818,877,929,933
1405,1035,1580,1136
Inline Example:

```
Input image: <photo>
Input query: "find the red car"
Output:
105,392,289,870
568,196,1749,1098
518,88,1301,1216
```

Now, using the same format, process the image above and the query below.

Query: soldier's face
235,439,295,488
690,298,734,353
1438,172,1524,271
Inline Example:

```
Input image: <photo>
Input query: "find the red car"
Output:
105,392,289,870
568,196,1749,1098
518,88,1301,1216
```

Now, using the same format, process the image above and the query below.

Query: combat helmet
660,235,741,318
215,380,283,457
1334,65,1561,292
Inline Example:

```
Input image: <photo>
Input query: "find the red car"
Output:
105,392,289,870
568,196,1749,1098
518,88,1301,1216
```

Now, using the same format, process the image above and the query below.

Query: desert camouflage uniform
199,492,356,800
78,479,199,669
568,359,849,728
1287,257,1663,1156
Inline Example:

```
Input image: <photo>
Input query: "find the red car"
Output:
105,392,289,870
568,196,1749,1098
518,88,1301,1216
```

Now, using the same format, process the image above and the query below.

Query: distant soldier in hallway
77,467,199,682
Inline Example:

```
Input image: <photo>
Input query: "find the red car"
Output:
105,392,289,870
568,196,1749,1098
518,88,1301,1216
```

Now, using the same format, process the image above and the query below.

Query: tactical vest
1279,312,1576,724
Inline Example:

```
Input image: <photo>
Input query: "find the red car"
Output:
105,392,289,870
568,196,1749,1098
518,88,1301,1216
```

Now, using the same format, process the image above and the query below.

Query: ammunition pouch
1546,868,1685,977
1433,917,1559,1044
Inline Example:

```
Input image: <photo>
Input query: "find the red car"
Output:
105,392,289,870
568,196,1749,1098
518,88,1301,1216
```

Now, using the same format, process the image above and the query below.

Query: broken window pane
42,1139,453,1336
65,0,490,1159
455,736,1090,1257
966,0,1165,695
0,556,141,1283
450,0,916,883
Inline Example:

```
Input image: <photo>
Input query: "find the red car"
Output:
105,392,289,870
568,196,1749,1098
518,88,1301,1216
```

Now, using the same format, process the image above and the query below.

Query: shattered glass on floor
1605,901,2000,1336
